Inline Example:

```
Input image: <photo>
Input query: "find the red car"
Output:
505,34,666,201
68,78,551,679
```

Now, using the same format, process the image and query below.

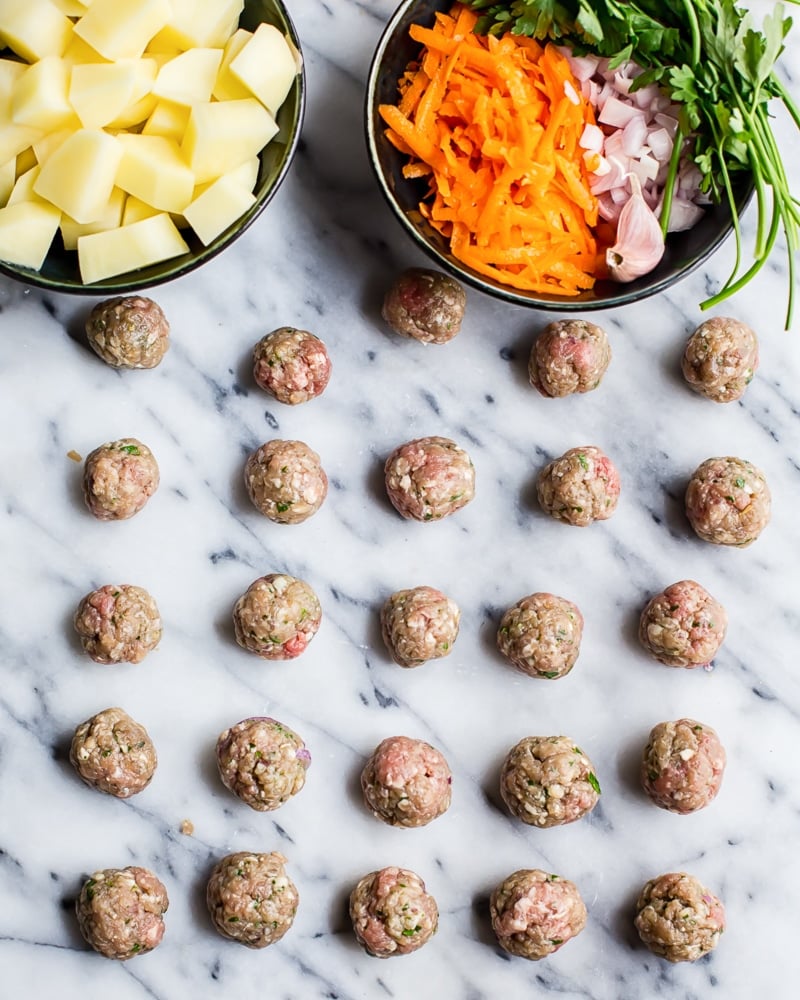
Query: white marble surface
2,2,800,998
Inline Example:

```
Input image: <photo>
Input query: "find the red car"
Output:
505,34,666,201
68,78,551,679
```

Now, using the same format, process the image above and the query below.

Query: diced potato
51,0,87,16
212,28,252,102
33,128,122,223
16,145,37,176
60,185,125,249
230,24,297,115
73,0,173,61
115,133,195,214
183,99,277,184
152,48,222,107
0,59,26,96
183,172,256,246
70,61,141,129
228,157,259,192
162,0,244,49
78,212,189,283
0,199,62,269
0,157,15,206
0,119,42,168
7,164,42,205
142,100,190,141
32,127,73,164
107,91,158,130
0,0,73,63
121,194,159,226
12,58,74,132
62,34,109,67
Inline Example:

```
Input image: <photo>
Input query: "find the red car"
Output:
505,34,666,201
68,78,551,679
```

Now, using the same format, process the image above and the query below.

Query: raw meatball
497,592,583,679
384,436,475,521
253,327,331,404
216,717,311,811
641,719,726,814
529,319,611,397
382,267,466,344
639,580,727,668
685,456,771,547
70,707,157,798
207,852,298,948
634,872,725,962
537,446,620,526
681,316,758,402
380,586,460,667
361,735,452,828
350,867,438,957
83,438,159,521
73,584,161,664
244,439,328,524
232,574,322,660
76,866,168,960
490,869,587,960
500,735,600,827
85,296,170,370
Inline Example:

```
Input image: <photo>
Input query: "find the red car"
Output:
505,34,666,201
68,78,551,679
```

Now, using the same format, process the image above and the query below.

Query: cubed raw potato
0,199,62,269
184,172,256,246
51,0,87,16
108,91,158,130
0,0,73,63
69,61,144,129
162,0,244,49
121,194,159,226
7,165,42,205
12,58,73,132
62,34,109,66
32,127,73,164
0,117,42,168
73,0,173,61
115,133,195,214
230,23,297,115
142,100,190,141
16,145,37,176
0,59,26,96
78,212,189,283
212,28,252,102
60,185,125,249
152,48,222,107
33,128,122,224
0,157,15,206
183,99,277,185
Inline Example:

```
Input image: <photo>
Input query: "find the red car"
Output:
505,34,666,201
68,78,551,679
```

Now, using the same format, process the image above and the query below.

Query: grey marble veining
2,2,800,998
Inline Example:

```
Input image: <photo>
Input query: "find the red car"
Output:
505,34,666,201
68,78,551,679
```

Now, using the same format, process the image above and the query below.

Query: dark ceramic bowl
365,0,752,311
0,0,305,294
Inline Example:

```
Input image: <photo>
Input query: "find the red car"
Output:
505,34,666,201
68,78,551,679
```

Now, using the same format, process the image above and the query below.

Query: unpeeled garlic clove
607,174,665,282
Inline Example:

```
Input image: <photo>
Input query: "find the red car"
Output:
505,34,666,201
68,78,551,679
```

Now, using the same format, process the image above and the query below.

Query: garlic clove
607,174,665,282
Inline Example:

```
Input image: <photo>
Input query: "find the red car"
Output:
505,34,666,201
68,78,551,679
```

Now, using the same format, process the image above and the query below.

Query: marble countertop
2,2,799,998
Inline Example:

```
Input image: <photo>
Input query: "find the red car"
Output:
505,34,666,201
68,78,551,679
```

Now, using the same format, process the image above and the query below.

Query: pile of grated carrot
379,2,603,295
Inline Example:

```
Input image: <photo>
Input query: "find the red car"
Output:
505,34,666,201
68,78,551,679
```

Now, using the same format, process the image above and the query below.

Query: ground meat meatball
244,439,328,525
216,717,310,811
500,735,600,827
73,584,161,664
497,593,583,679
350,867,438,957
76,866,168,960
83,438,159,521
382,268,466,344
528,319,611,397
681,316,758,403
207,852,298,948
634,872,725,962
252,327,331,404
685,456,771,547
85,296,170,370
70,707,157,798
384,436,475,521
641,719,726,814
361,735,452,828
232,574,322,660
639,580,727,668
380,586,460,667
490,869,587,960
537,446,620,527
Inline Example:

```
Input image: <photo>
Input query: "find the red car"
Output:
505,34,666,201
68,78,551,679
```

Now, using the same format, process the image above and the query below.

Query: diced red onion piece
599,96,645,128
647,127,673,162
668,198,706,232
579,123,604,152
622,115,648,156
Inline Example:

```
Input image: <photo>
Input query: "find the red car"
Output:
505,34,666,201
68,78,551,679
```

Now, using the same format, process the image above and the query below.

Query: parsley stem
659,126,685,239
680,0,702,66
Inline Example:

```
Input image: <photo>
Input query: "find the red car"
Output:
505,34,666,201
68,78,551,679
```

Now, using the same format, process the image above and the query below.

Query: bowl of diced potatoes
0,0,305,292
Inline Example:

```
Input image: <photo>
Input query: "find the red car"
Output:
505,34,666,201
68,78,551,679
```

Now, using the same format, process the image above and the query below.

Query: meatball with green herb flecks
384,436,475,521
497,592,583,679
380,586,460,667
685,456,770,546
529,319,611,397
641,719,726,814
85,296,170,370
76,866,168,960
73,584,161,664
206,852,299,948
634,872,725,962
216,717,310,811
490,869,587,960
70,707,156,797
253,327,331,404
244,439,327,524
83,438,159,520
232,574,321,660
639,580,727,668
500,735,600,827
361,735,452,828
382,268,466,344
681,316,758,402
350,867,438,957
536,446,619,526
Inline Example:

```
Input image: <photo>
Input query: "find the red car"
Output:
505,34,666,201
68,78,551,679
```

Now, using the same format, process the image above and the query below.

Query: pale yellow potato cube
51,0,87,16
11,58,74,132
108,92,158,130
32,127,74,164
115,133,195,214
0,0,73,62
0,91,43,166
142,100,190,141
73,0,172,61
230,23,297,115
163,0,244,49
34,128,122,224
0,199,61,270
7,165,42,205
182,99,277,184
0,59,25,95
184,172,256,246
0,157,15,206
16,145,37,177
62,34,109,66
145,28,187,55
69,61,141,129
193,156,259,198
152,48,222,107
212,28,252,102
78,212,189,283
60,185,125,249
121,194,159,226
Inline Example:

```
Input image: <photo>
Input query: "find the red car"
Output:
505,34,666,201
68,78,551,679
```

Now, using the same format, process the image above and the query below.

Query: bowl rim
0,0,306,296
365,0,752,312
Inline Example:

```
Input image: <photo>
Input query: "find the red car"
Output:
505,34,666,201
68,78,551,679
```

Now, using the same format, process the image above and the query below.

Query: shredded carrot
379,2,600,295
